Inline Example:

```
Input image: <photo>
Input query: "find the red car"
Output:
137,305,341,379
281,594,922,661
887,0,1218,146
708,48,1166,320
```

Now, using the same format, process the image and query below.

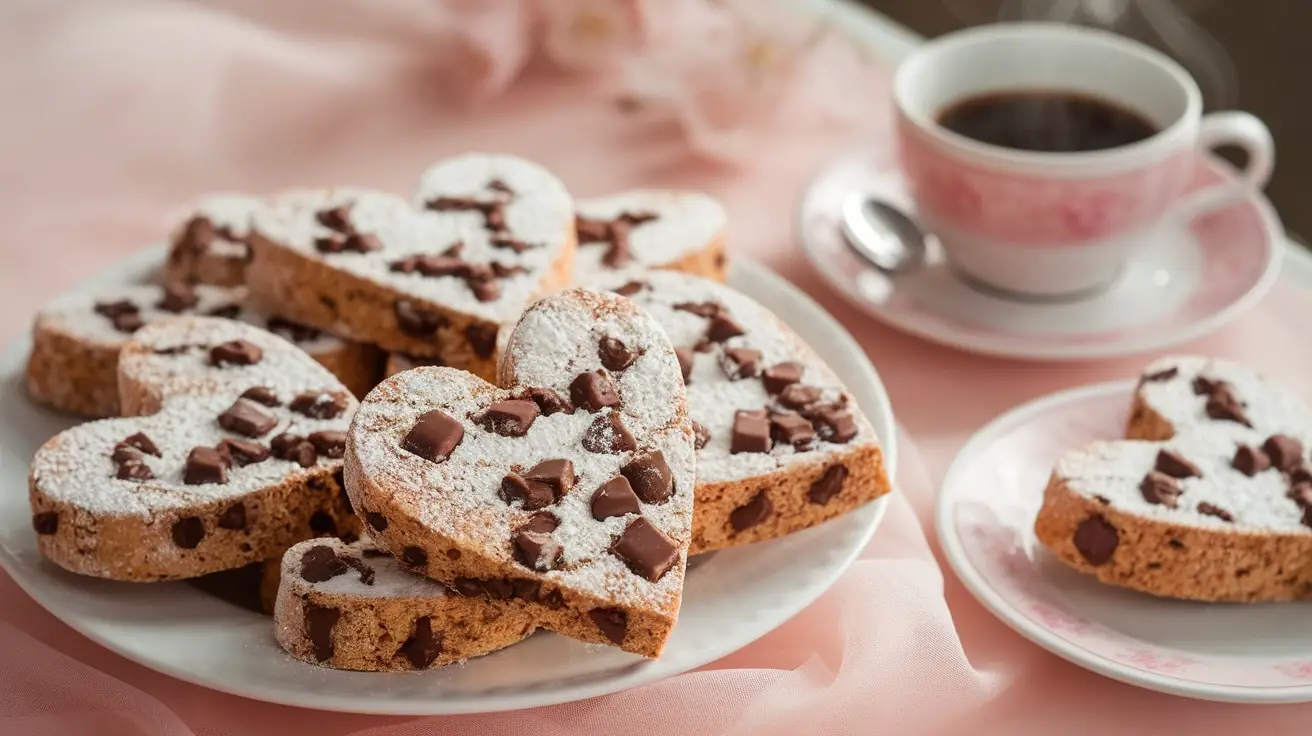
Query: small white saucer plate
937,381,1312,703
0,248,897,715
799,150,1285,361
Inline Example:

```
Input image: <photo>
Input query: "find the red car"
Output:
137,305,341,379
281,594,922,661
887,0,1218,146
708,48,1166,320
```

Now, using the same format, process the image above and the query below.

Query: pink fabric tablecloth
3,2,1312,734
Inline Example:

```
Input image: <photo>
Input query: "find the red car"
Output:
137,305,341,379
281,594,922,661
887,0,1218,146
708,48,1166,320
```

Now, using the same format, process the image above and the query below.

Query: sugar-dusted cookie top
282,536,449,600
586,270,878,485
253,153,574,325
32,317,358,518
1135,356,1312,439
349,288,695,617
166,194,263,280
572,190,725,280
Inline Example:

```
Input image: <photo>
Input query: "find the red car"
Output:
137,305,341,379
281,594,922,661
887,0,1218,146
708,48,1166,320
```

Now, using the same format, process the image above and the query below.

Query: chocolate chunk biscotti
1035,356,1312,602
164,194,263,287
573,190,727,283
29,317,359,581
587,270,892,554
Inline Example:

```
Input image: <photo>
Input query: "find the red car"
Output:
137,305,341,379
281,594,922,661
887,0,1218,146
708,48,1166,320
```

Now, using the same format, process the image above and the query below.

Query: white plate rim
935,379,1312,704
0,248,897,715
797,154,1287,362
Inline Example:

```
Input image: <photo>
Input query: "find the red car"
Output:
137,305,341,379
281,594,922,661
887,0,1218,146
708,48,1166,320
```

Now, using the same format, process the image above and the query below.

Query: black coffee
936,90,1158,153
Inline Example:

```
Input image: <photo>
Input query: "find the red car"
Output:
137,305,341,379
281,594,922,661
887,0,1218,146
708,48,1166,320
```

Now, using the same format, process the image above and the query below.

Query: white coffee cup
893,22,1275,298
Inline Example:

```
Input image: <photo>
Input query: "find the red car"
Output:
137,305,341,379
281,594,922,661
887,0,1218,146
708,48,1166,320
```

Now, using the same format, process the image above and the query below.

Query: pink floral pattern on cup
896,117,1196,247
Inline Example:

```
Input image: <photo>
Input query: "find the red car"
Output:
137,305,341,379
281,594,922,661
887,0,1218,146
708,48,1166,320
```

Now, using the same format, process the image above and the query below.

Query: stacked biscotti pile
1035,356,1312,602
25,153,892,670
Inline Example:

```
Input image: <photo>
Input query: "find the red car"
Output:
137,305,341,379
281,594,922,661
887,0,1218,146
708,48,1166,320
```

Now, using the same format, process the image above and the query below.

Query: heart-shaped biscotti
275,536,536,670
246,153,575,382
27,282,378,417
573,190,727,284
346,288,695,658
585,270,891,553
1035,357,1312,602
29,317,360,581
164,194,263,287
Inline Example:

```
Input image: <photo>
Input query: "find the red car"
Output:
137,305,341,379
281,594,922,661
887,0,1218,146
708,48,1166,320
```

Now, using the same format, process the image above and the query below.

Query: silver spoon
840,193,928,273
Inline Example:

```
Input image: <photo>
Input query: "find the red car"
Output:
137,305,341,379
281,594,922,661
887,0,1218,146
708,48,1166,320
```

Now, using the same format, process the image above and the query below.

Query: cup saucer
798,149,1285,361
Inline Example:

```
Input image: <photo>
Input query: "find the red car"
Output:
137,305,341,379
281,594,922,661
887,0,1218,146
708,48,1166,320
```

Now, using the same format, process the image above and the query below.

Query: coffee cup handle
1173,111,1275,219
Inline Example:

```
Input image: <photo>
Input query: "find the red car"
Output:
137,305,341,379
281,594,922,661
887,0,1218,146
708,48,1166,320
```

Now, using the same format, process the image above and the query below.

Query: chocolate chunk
466,323,499,359
576,214,610,242
521,510,560,534
307,430,346,459
398,617,444,669
1192,376,1223,395
1263,435,1305,472
301,545,346,582
1204,385,1251,427
692,420,710,450
1197,502,1234,522
467,276,501,302
316,205,353,233
401,410,464,464
611,517,679,582
401,546,428,569
490,261,527,279
116,457,154,480
811,406,858,444
365,511,388,531
1139,471,1182,508
523,459,575,498
513,529,562,572
610,281,645,298
490,236,537,253
527,387,573,416
570,371,621,413
94,299,138,319
217,398,278,438
271,433,318,467
480,399,540,437
217,502,247,530
310,511,337,535
808,465,849,505
1154,449,1201,479
184,446,229,485
501,473,556,511
1293,466,1312,486
599,336,637,372
589,608,628,645
1072,515,1118,565
581,412,637,454
209,339,263,367
304,603,340,662
118,432,161,457
240,386,279,407
778,384,822,410
621,451,673,505
314,235,345,254
156,283,198,313
770,410,816,449
1291,482,1312,508
394,300,447,337
32,512,58,535
730,491,773,531
1143,366,1179,382
730,410,771,454
674,347,694,384
591,476,641,520
720,347,762,380
111,311,144,333
217,438,269,466
111,445,145,466
171,517,205,549
290,391,349,420
674,301,722,318
706,314,745,344
342,232,382,253
761,362,804,394
1232,445,1270,476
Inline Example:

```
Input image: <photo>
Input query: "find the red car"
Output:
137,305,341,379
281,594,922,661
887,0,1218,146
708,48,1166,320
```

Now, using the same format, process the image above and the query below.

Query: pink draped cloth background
2,1,1311,733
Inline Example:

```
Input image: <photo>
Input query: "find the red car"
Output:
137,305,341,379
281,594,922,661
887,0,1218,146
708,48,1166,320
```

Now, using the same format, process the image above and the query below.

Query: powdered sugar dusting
254,154,573,324
1139,356,1312,437
572,190,725,280
34,283,346,356
32,317,357,515
586,270,878,483
351,290,693,613
282,536,450,599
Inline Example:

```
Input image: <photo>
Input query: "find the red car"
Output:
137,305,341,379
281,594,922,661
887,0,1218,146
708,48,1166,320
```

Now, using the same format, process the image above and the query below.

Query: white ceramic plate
0,248,896,715
937,381,1312,703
